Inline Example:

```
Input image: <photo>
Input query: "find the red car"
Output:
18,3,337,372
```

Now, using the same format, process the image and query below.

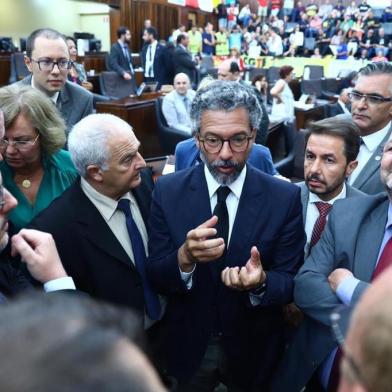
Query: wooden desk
295,104,326,130
0,54,11,87
96,92,164,158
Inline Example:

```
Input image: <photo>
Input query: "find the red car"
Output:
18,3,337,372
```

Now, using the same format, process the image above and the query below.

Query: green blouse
0,149,78,231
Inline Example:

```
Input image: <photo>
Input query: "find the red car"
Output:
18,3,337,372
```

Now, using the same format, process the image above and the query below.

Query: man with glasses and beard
17,28,93,134
146,81,305,391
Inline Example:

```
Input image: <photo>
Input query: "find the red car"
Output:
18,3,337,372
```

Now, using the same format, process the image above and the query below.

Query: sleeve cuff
44,277,76,293
336,276,360,305
179,265,196,290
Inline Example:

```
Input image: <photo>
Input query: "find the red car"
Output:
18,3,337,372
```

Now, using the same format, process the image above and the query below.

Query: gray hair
0,84,66,155
190,80,262,134
68,113,134,178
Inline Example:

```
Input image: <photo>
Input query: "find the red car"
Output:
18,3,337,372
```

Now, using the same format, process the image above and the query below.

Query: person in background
201,22,215,57
228,47,245,71
270,65,295,124
252,73,268,104
109,26,134,82
215,0,228,29
141,27,165,84
65,37,93,91
188,25,202,56
162,73,195,135
0,85,77,232
215,26,230,57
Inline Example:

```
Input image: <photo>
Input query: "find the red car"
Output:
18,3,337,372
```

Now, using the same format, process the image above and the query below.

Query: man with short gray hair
29,113,160,325
146,80,305,390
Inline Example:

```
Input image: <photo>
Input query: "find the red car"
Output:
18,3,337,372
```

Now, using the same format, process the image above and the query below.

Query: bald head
173,72,191,96
218,60,240,81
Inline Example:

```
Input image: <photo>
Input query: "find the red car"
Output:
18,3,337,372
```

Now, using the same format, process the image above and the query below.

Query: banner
169,0,213,11
168,0,186,5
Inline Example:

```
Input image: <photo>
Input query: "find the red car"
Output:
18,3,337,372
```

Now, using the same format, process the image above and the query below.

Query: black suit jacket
109,42,134,77
29,171,154,314
173,45,197,84
141,42,165,84
325,101,345,118
0,259,31,298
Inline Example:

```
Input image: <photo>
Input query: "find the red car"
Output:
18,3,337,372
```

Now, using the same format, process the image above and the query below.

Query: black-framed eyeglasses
0,134,40,150
348,91,392,105
330,307,368,389
197,133,253,154
30,58,72,71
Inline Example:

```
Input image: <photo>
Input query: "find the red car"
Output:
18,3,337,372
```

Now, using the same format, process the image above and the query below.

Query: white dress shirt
348,121,392,185
144,40,157,78
304,184,347,255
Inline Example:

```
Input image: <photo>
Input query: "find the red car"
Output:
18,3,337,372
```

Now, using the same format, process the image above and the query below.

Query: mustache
306,174,325,184
211,160,239,168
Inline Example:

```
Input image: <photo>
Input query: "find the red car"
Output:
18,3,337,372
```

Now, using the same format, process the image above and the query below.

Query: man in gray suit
299,116,363,257
347,62,392,195
18,28,93,134
272,140,392,392
162,73,195,134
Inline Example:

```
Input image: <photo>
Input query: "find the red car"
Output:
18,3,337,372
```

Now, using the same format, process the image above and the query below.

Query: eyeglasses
198,133,253,154
0,134,40,150
348,91,392,105
330,307,368,389
30,58,72,71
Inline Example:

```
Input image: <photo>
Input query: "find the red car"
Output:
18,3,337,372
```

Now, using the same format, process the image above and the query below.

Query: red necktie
310,202,332,248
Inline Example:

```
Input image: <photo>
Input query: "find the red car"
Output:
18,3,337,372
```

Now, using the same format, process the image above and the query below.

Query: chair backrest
99,71,136,99
304,37,316,51
303,65,324,80
321,78,342,95
301,79,323,97
154,98,190,155
9,53,29,84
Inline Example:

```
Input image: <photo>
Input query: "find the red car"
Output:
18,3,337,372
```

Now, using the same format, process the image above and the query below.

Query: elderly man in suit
146,81,305,391
272,140,392,392
325,88,351,118
18,28,93,134
299,116,363,257
29,113,161,326
173,33,198,85
109,26,135,82
347,62,392,194
162,72,195,135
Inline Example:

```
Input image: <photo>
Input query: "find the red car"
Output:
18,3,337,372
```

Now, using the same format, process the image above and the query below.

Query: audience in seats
162,73,195,135
65,36,93,91
17,28,93,134
0,85,77,232
146,81,305,391
347,62,392,195
109,26,134,82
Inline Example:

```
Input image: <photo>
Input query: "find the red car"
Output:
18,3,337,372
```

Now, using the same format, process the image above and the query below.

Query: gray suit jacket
17,75,93,133
271,192,389,392
351,123,392,195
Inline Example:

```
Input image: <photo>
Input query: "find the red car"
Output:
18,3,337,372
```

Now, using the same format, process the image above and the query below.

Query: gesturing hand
178,216,225,272
221,246,266,291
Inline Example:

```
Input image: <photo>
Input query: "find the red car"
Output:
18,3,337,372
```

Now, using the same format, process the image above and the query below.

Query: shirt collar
204,164,247,201
31,75,59,103
80,178,135,220
386,202,392,230
308,182,347,205
361,121,392,152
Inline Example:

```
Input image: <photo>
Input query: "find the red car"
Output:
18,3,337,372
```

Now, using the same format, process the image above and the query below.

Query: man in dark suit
146,81,305,391
347,62,392,194
18,28,93,134
173,33,198,86
272,142,392,392
141,27,164,86
29,113,160,324
325,88,351,118
109,26,135,82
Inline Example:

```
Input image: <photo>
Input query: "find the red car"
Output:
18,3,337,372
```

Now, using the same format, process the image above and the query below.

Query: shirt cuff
336,276,360,305
179,265,196,290
44,277,76,293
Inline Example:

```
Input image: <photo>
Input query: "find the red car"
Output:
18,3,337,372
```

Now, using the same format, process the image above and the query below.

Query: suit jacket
271,192,389,392
175,137,277,175
17,75,93,133
173,45,197,84
351,124,392,194
141,42,165,83
325,101,345,118
146,163,305,389
161,89,196,134
29,171,154,315
109,42,134,77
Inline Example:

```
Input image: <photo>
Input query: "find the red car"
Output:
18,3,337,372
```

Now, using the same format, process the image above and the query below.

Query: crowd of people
0,2,392,391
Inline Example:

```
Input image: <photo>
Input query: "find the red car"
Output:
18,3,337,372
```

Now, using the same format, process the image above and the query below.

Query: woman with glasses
0,84,77,231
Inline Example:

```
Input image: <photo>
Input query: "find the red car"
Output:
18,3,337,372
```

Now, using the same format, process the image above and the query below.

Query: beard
305,173,345,199
200,150,243,185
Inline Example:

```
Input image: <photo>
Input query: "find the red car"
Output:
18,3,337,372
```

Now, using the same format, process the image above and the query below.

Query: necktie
372,235,392,281
183,96,189,113
123,45,130,63
117,199,161,320
148,45,153,77
309,202,332,249
213,186,231,252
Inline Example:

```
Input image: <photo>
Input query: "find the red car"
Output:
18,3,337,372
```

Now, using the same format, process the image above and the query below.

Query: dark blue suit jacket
146,164,305,389
174,138,277,175
109,42,134,77
141,42,165,85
